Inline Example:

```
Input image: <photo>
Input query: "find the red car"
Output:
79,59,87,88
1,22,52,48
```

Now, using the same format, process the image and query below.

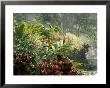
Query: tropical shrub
36,54,83,75
14,53,36,75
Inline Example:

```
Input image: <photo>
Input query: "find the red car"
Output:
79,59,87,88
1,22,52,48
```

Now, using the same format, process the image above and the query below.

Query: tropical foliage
13,13,97,75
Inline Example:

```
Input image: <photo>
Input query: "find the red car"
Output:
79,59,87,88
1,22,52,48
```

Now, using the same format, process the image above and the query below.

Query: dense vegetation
14,13,97,75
